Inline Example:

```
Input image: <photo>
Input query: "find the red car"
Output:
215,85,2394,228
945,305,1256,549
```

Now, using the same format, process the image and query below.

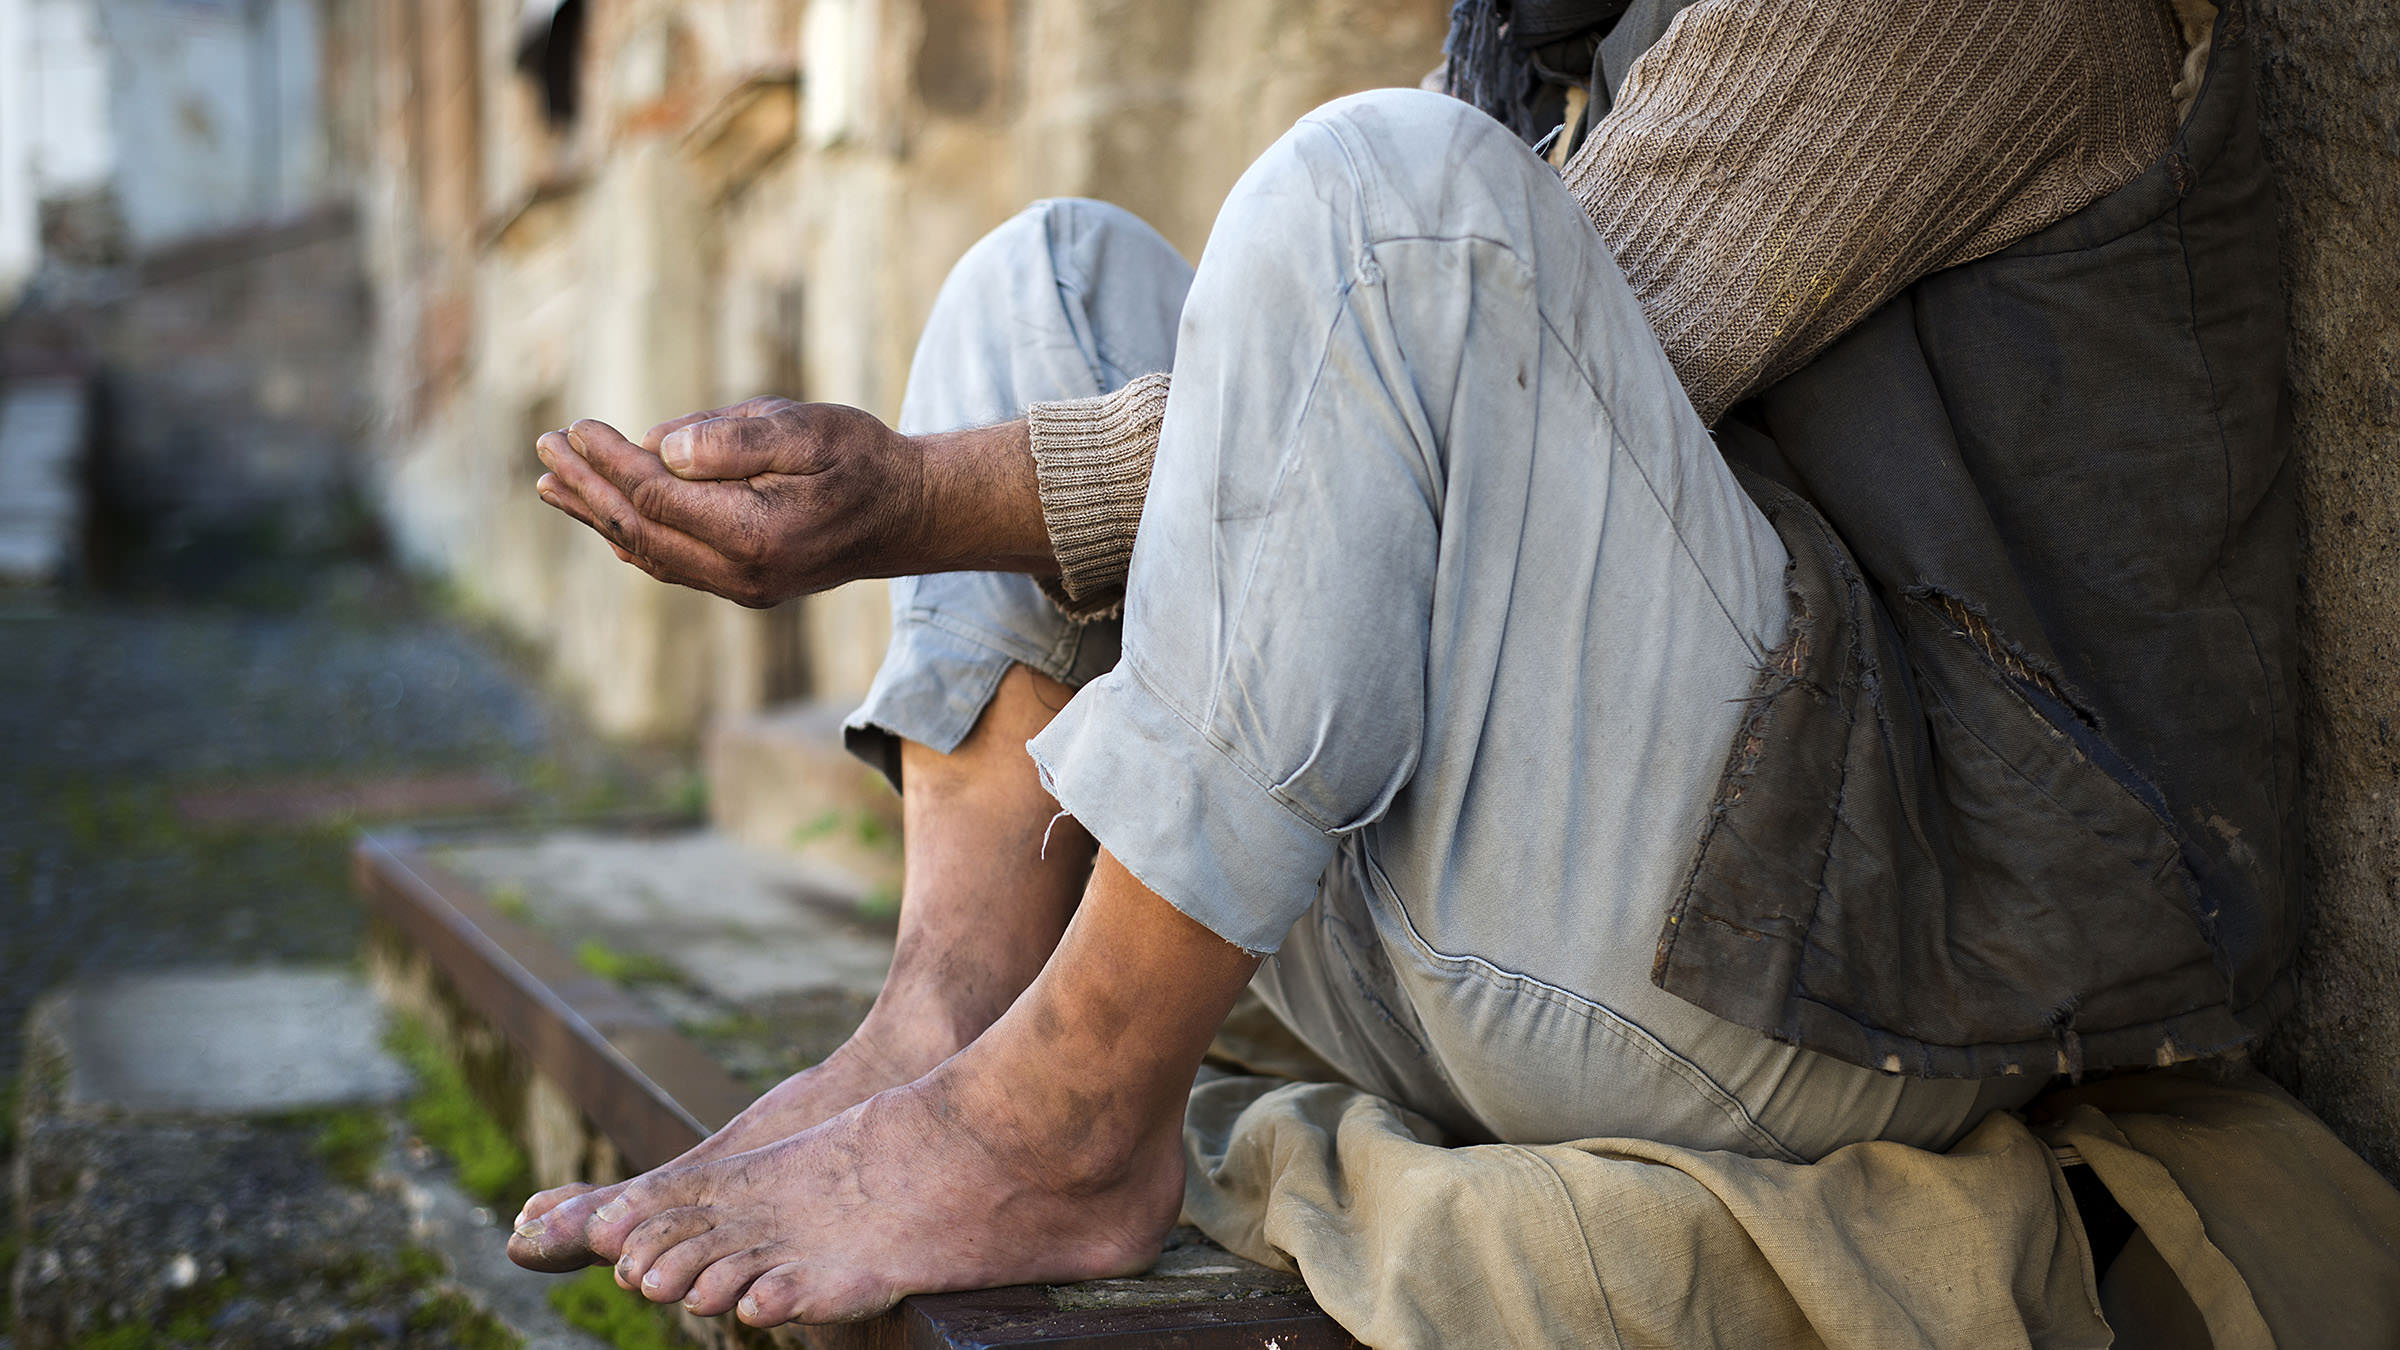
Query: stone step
0,376,89,586
10,967,602,1349
355,826,1362,1348
703,699,903,912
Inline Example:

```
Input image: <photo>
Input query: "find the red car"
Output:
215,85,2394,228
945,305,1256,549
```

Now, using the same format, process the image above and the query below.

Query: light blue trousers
849,89,2037,1159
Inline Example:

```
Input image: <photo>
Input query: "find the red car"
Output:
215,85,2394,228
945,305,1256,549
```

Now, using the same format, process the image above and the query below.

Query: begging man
509,0,2292,1329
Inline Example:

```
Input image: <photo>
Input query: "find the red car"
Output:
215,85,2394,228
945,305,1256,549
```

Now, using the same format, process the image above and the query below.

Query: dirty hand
533,398,1046,607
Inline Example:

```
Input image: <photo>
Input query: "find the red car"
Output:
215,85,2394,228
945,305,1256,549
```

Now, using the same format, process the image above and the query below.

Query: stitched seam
1519,1148,1627,1344
901,607,1083,684
1114,650,1347,838
1534,304,1766,663
1375,868,1802,1161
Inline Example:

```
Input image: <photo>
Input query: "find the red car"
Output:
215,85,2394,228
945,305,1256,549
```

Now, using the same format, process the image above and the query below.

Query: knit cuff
1025,371,1170,620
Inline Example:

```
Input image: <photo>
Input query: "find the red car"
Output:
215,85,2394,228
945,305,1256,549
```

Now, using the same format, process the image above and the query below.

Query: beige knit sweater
1025,0,2188,617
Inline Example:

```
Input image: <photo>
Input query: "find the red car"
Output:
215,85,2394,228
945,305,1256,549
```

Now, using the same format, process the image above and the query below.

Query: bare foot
581,1047,1185,1326
507,997,977,1272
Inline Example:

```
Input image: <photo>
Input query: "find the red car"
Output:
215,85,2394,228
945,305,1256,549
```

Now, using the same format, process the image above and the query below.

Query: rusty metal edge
353,829,722,1168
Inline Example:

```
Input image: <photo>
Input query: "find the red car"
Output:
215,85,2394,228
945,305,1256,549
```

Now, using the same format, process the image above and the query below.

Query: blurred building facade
5,0,2396,1181
349,0,1448,741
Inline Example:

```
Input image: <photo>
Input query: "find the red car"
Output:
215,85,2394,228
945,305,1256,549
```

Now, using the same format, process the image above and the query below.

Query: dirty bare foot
511,665,1098,1274
581,852,1256,1326
588,1051,1185,1324
506,983,993,1272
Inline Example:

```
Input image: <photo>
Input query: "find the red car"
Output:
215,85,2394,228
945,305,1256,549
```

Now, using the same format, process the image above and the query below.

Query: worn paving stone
41,969,411,1115
12,1113,424,1348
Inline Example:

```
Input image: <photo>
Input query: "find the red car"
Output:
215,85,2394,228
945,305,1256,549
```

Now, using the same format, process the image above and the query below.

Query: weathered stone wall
360,0,1447,741
2251,1,2400,1180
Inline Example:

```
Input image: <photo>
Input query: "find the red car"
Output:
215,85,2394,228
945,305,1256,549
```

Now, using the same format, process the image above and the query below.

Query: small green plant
548,1267,689,1350
664,771,708,818
574,939,682,986
386,1018,531,1205
408,1290,524,1350
789,809,844,845
487,882,534,922
856,883,901,923
852,811,894,851
297,1107,390,1188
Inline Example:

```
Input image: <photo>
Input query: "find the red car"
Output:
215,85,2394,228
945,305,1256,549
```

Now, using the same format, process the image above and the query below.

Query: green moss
261,1106,389,1189
852,811,894,851
573,939,681,987
789,809,844,846
548,1267,690,1350
487,883,533,922
856,883,901,924
68,1275,241,1349
326,1244,447,1302
385,1018,531,1205
70,1324,163,1350
0,1226,19,1330
664,771,708,819
408,1290,524,1350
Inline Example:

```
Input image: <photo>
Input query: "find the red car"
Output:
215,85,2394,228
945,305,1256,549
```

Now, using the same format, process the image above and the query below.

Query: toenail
738,1296,760,1321
641,1270,662,1290
595,1200,629,1225
514,1219,546,1239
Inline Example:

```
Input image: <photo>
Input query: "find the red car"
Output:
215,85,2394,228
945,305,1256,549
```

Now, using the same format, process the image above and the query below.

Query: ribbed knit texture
1025,370,1171,618
1024,0,2184,611
1565,0,2182,425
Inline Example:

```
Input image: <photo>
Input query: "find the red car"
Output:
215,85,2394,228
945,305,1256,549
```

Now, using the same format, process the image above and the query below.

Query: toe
740,1260,895,1327
584,1166,706,1261
611,1206,718,1297
508,1183,624,1273
642,1222,756,1307
515,1180,598,1228
682,1244,789,1319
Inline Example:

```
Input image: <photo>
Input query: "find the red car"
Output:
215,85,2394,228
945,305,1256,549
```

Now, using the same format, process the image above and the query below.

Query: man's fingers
640,397,787,457
537,473,662,577
656,411,808,481
536,431,742,589
562,420,768,551
640,404,744,455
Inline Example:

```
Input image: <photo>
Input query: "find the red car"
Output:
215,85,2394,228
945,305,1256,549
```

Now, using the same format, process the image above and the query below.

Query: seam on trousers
1520,1147,1627,1345
1372,854,1805,1162
901,606,1083,687
1536,303,1768,664
1115,651,1347,840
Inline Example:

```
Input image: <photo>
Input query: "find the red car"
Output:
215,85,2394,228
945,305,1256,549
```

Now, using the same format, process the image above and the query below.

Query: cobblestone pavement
0,559,683,1089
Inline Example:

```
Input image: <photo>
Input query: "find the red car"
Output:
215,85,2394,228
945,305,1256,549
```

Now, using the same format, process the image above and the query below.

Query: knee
945,198,1180,298
1235,87,1546,247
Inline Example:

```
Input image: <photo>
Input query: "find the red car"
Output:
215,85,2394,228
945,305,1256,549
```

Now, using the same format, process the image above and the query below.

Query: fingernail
594,1200,629,1225
566,428,587,456
617,1257,636,1281
661,430,691,472
738,1296,760,1321
515,1218,546,1239
641,1270,662,1291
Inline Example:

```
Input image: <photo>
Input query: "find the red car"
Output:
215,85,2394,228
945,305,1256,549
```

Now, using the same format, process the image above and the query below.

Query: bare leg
510,664,1094,1271
586,852,1259,1325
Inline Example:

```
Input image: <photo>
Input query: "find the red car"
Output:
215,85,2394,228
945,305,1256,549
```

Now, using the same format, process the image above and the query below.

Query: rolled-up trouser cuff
844,614,1018,788
844,575,1119,788
1027,658,1335,955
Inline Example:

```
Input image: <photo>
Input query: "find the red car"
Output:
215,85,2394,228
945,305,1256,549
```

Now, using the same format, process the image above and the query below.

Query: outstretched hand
534,397,1053,607
533,398,929,608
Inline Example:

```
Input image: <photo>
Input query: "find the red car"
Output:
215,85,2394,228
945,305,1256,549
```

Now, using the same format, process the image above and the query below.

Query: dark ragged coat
1640,5,2299,1078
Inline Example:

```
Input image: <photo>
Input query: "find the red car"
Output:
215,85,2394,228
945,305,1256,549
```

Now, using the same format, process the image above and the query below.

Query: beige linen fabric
1181,1030,2400,1349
